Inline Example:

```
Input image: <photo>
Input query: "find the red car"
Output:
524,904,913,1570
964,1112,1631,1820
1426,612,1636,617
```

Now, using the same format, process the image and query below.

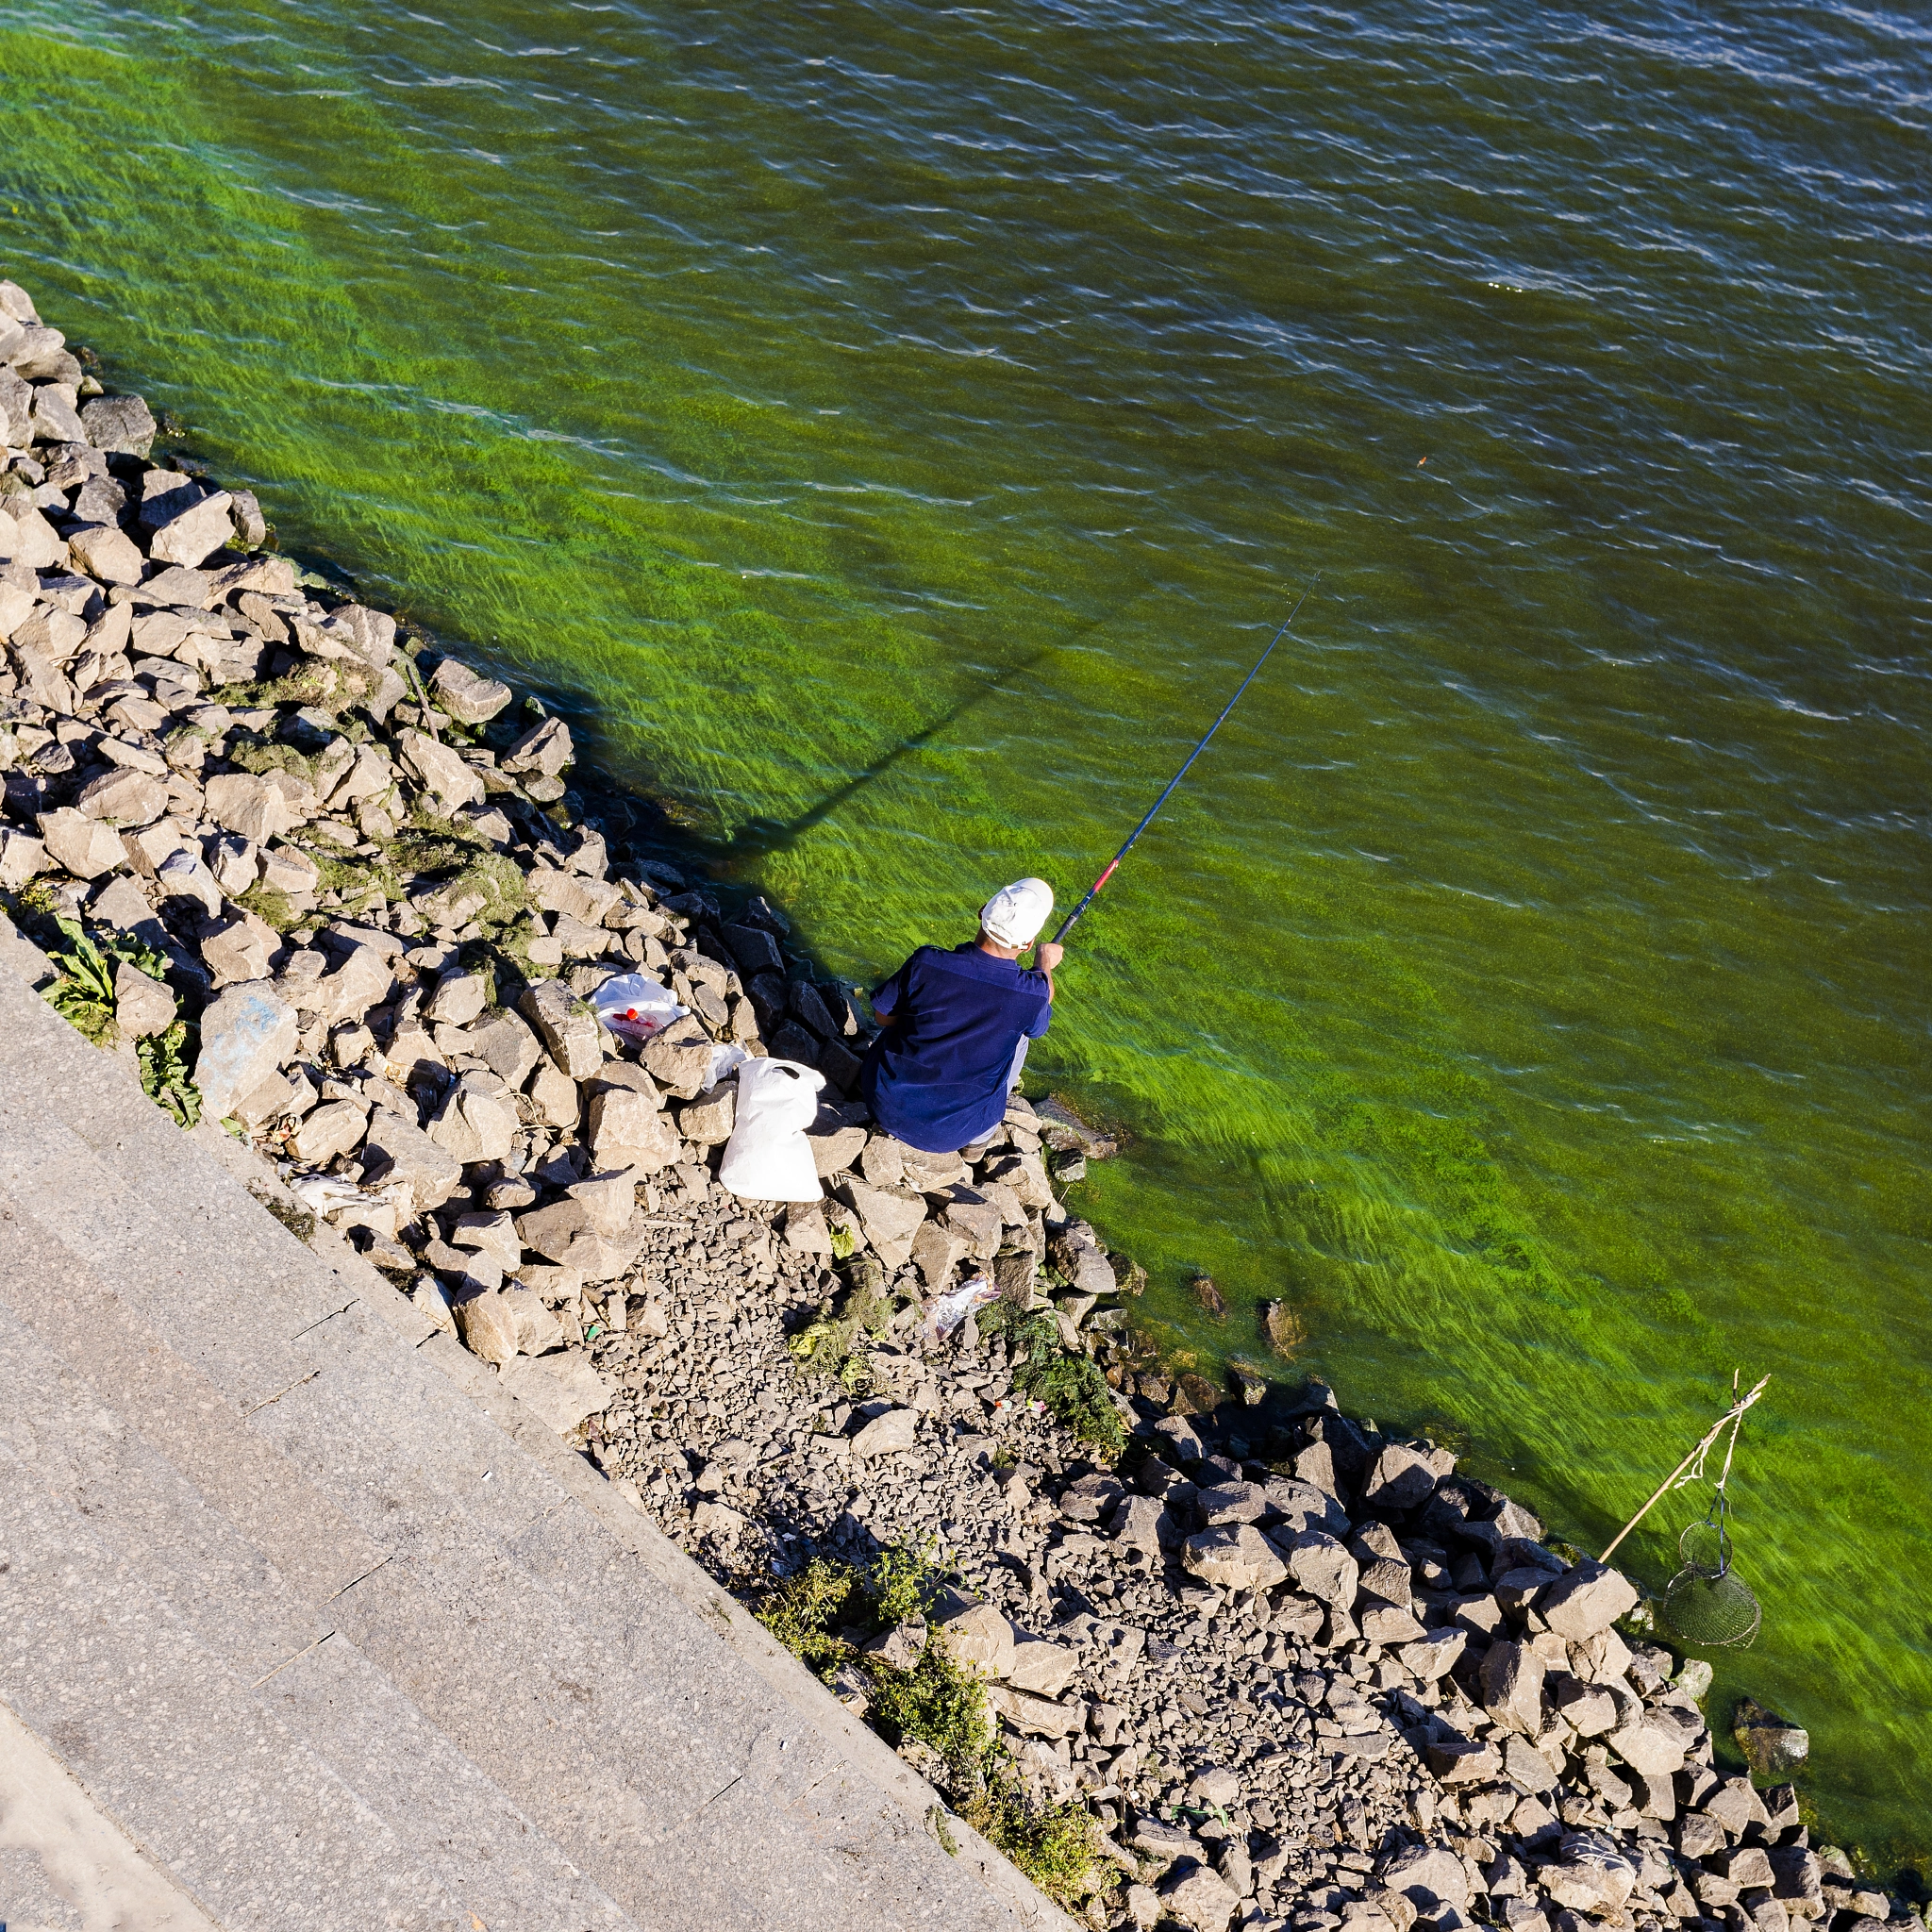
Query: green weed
42,918,173,1048
979,1303,1124,1457
138,1021,201,1128
959,1770,1106,1912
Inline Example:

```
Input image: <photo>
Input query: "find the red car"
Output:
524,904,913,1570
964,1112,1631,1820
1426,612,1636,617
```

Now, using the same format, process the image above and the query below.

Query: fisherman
861,878,1061,1158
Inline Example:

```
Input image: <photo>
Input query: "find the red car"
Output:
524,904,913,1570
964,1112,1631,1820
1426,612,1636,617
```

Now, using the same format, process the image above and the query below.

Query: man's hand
1035,941,1063,974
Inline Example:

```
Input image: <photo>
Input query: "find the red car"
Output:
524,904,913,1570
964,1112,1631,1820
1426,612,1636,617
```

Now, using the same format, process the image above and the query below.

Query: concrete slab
0,950,1066,1932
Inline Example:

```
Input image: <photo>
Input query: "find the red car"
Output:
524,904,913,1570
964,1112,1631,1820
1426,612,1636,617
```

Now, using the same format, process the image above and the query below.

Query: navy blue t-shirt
861,943,1052,1154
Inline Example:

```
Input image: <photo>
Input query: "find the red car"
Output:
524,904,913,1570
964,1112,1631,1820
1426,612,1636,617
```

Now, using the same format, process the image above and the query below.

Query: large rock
66,521,145,586
503,714,573,777
1540,1558,1639,1641
1384,1846,1471,1914
1182,1525,1287,1592
851,1407,918,1458
148,490,237,568
193,981,299,1121
111,960,175,1041
1281,1528,1358,1608
37,807,125,879
453,1289,523,1366
807,1123,867,1176
361,1111,463,1214
0,826,45,891
429,656,512,724
314,942,392,1024
427,1078,519,1164
78,392,158,456
1542,1832,1638,1915
497,1351,613,1433
200,914,275,987
641,1020,714,1098
1110,1493,1179,1556
934,1602,1015,1681
1007,1639,1076,1698
838,1176,926,1266
397,728,484,813
204,773,295,843
461,1008,542,1086
1361,1441,1441,1514
586,1087,682,1173
518,978,603,1079
676,1083,736,1145
1732,1698,1808,1778
1159,1860,1240,1932
293,1100,371,1166
1477,1639,1546,1735
1396,1626,1467,1681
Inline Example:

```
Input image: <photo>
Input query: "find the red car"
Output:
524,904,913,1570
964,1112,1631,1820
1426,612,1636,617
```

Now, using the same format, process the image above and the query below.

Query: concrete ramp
0,945,1057,1932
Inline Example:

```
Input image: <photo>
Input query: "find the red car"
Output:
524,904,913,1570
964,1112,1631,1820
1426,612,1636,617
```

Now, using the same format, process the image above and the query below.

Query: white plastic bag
921,1274,997,1345
591,972,685,1041
718,1057,825,1203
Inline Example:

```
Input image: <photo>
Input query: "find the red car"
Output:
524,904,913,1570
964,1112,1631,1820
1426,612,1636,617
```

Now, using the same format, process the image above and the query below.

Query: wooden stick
1600,1375,1769,1563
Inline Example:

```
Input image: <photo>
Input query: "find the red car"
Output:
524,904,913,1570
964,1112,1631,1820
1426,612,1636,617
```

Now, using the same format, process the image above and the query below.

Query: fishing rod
1049,578,1320,946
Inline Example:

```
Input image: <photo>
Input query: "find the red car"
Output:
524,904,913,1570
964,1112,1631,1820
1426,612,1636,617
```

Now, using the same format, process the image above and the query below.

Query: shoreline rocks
0,272,1916,1932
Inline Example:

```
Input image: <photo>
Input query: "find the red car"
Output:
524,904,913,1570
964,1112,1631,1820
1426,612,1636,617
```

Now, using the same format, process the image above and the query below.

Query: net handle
1601,1374,1770,1564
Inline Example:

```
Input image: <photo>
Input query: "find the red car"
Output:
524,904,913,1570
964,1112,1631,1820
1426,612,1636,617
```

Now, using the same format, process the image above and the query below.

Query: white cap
979,876,1055,947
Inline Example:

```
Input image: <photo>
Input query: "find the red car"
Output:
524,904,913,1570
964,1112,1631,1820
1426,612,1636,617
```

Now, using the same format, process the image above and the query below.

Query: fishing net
1659,1496,1761,1649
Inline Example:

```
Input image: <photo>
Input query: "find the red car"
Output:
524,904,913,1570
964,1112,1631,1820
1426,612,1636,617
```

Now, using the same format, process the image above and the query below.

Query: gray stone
839,1176,926,1264
586,1086,681,1173
1160,1859,1241,1932
192,981,298,1121
459,1008,542,1086
1479,1639,1546,1735
1362,1441,1440,1513
1732,1698,1808,1778
1283,1528,1358,1608
66,521,146,586
396,728,485,813
429,657,511,724
110,960,175,1041
807,1122,867,1177
361,1109,464,1214
1540,1559,1640,1641
1385,1846,1472,1913
1183,1524,1287,1591
497,1351,613,1433
0,827,47,890
933,1602,1014,1680
204,772,295,843
641,1019,714,1098
851,1407,918,1458
453,1288,524,1365
228,489,268,548
148,490,237,568
1110,1492,1177,1556
1006,1639,1076,1698
292,1100,371,1166
427,1078,519,1165
199,915,274,987
1608,1713,1689,1777
676,1083,736,1145
1542,1831,1638,1915
1396,1626,1467,1681
503,713,574,777
424,970,488,1025
37,807,125,879
518,978,604,1079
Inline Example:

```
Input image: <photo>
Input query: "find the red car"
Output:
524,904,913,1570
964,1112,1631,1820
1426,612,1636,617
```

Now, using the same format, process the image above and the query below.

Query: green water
6,0,1927,1860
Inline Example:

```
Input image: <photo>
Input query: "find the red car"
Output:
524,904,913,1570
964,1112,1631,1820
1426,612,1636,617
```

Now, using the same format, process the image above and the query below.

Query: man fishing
861,878,1062,1158
859,585,1319,1158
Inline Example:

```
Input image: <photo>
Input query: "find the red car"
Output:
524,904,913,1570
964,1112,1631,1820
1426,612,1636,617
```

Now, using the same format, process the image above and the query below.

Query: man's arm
1033,940,1062,1005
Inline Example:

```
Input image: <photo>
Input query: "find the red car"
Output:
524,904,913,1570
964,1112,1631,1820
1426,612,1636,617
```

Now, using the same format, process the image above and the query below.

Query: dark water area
3,0,1927,1860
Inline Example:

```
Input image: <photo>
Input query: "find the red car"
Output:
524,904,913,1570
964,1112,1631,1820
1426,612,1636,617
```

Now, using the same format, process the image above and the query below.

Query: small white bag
718,1057,825,1203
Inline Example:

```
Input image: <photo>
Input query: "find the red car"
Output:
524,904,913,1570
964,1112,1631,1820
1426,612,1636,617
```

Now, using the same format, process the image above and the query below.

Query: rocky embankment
0,274,1912,1932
